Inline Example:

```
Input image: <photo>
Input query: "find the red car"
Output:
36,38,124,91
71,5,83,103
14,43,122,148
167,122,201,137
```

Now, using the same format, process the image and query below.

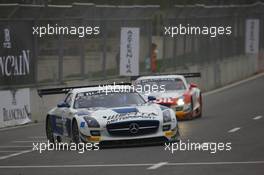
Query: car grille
160,104,171,108
106,120,159,137
175,106,184,111
100,136,168,148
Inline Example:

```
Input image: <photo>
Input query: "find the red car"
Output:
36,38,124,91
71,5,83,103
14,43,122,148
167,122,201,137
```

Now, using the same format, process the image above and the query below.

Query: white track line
0,150,33,160
0,123,41,132
0,145,32,148
228,127,241,133
253,116,263,120
28,136,46,139
168,160,264,166
0,151,26,153
147,162,168,170
0,163,152,168
0,161,264,168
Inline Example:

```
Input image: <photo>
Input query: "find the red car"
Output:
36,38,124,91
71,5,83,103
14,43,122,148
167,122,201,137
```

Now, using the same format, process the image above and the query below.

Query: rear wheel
46,116,54,143
72,120,81,144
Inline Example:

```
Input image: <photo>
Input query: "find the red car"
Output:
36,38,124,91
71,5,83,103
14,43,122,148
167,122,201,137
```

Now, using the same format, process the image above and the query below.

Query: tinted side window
65,93,73,105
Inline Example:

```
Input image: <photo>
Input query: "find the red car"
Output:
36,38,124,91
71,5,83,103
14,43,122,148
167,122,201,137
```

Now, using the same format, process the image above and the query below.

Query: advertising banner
120,27,140,76
245,19,259,54
0,21,34,86
0,88,31,128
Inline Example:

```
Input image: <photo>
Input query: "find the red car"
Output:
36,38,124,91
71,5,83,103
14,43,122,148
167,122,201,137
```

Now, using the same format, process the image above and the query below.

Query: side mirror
148,96,156,101
57,102,70,108
189,83,197,89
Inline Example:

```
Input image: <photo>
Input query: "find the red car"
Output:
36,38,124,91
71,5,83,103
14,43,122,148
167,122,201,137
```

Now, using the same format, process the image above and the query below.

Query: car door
61,93,74,137
189,86,200,109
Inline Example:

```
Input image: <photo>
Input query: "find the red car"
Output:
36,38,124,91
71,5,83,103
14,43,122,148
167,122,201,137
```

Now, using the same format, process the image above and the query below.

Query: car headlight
83,116,100,128
184,103,191,111
177,98,185,106
163,110,172,123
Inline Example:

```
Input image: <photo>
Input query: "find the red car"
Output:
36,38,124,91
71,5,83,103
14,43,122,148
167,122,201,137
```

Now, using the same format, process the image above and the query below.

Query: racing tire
72,119,81,144
46,116,55,143
190,97,194,119
175,124,181,142
197,94,202,118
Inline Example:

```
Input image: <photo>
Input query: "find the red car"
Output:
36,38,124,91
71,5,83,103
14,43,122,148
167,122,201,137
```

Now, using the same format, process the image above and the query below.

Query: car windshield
74,92,145,108
137,78,186,92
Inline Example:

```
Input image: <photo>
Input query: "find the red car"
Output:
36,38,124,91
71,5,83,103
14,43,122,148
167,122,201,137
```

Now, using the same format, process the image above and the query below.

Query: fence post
80,19,85,79
172,18,177,68
148,19,152,73
33,20,38,84
58,19,64,84
102,20,107,77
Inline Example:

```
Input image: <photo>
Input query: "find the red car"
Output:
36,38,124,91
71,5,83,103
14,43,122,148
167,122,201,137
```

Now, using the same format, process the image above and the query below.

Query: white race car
134,73,202,120
38,85,180,146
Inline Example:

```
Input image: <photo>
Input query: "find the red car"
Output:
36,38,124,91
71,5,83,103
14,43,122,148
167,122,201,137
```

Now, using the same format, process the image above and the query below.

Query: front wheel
72,120,81,144
190,97,194,119
46,116,54,143
197,94,203,118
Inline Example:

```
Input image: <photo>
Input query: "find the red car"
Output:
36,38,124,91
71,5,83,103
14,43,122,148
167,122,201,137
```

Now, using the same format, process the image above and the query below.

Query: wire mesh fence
0,3,264,87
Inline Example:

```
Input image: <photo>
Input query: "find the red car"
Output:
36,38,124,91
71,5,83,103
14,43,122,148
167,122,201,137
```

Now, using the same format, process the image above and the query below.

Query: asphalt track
0,74,264,175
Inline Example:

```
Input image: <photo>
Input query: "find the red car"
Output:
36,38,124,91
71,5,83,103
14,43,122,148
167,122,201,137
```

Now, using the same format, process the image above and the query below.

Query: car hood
142,90,185,100
75,103,163,125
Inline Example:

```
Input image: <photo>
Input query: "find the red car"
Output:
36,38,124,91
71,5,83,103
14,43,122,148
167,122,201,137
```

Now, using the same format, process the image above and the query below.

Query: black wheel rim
72,121,80,143
46,118,54,142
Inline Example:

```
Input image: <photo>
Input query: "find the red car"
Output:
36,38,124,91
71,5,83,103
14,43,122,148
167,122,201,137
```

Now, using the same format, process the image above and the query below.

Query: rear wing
37,83,131,97
177,72,201,78
131,72,201,81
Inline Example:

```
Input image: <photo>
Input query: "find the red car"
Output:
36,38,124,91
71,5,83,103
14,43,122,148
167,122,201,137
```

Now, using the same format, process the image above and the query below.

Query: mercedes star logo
129,123,139,134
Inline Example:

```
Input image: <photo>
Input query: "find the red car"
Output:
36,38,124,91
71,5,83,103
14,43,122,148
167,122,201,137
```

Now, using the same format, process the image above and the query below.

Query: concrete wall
181,54,257,92
30,54,258,123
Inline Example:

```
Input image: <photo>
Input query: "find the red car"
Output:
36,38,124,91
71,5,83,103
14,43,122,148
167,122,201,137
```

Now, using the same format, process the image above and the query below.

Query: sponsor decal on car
106,111,156,124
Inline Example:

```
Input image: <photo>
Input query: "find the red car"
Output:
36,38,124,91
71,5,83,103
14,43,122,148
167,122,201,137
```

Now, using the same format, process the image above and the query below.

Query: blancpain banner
245,19,259,54
0,49,30,77
0,88,31,128
0,21,34,86
120,27,140,76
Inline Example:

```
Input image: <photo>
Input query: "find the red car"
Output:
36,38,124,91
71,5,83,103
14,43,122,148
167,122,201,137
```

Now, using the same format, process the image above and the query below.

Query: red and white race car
134,73,202,120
